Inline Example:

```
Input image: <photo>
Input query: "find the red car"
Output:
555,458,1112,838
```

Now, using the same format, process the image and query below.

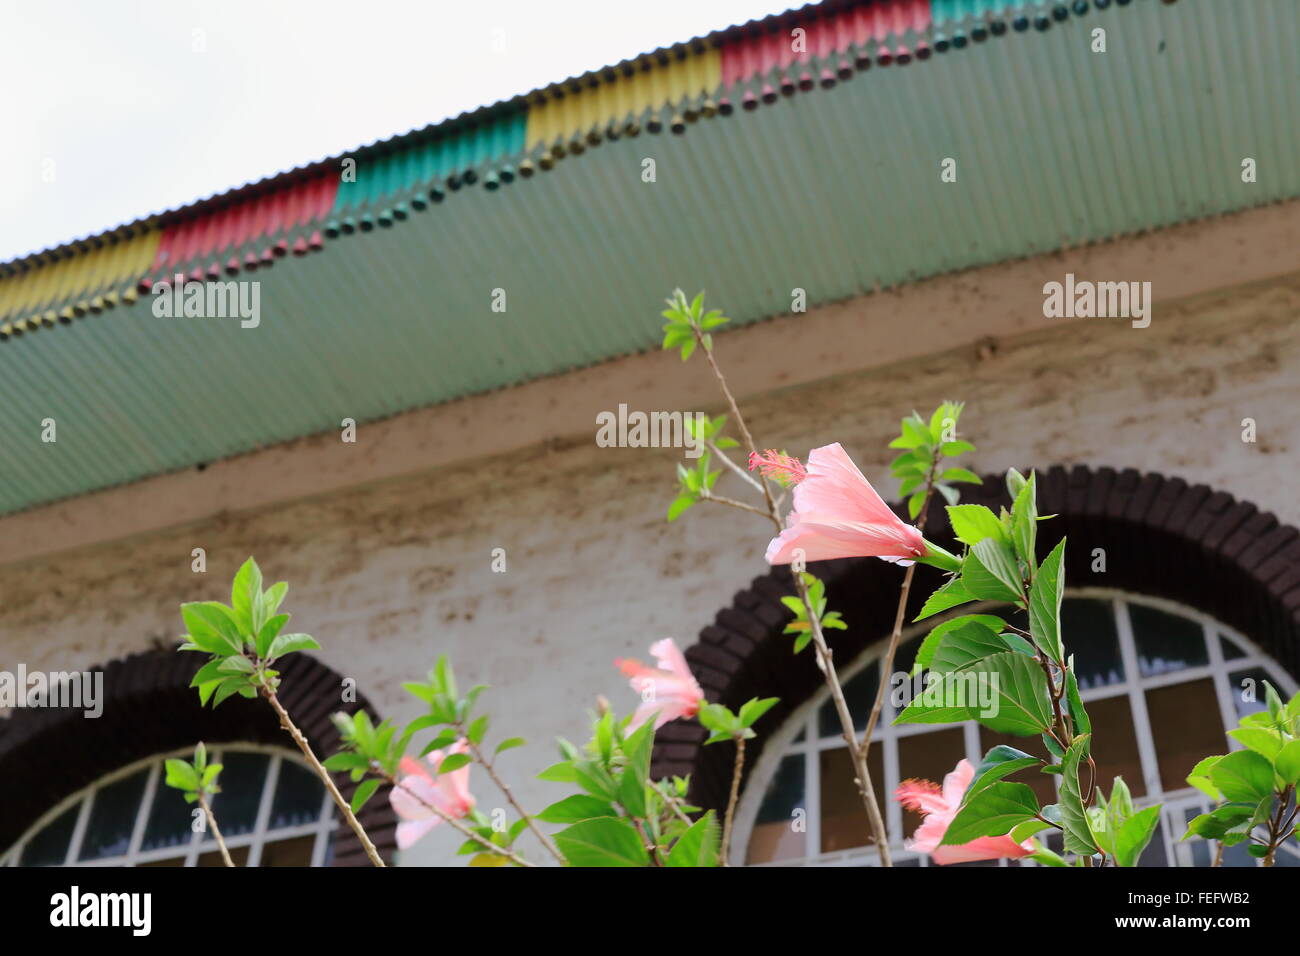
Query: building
1,0,1298,867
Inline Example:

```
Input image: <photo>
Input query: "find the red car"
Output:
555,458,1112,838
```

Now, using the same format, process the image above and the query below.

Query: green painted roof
1,0,1296,516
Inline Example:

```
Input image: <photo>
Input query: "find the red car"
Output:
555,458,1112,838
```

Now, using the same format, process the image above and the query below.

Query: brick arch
0,649,396,865
652,465,1300,813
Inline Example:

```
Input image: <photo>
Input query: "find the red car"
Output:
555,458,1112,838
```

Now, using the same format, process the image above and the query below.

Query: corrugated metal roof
1,0,1296,515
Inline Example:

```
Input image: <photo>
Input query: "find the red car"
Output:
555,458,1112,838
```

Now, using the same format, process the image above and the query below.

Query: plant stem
264,691,386,867
385,774,535,867
460,732,565,865
632,818,664,866
720,736,746,866
689,320,893,865
197,793,234,866
861,446,939,753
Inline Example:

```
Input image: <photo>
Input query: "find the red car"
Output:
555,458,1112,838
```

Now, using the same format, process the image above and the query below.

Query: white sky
0,0,794,262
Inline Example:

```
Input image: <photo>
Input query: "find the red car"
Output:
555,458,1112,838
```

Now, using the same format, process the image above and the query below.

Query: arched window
733,592,1299,867
649,468,1300,868
2,745,335,867
0,648,397,866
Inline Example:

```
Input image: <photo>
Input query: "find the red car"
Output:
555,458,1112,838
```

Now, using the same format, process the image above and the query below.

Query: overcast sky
0,0,793,262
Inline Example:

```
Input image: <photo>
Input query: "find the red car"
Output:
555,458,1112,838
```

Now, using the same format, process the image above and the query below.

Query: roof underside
2,0,1297,516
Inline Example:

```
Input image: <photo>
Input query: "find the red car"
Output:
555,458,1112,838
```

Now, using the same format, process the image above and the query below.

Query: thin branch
708,440,765,493
702,493,775,521
197,793,234,867
460,732,565,865
688,318,892,865
264,692,386,867
861,445,940,753
720,737,746,866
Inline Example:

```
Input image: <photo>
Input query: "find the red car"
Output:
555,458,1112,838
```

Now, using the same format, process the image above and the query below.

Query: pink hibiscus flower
894,759,1035,865
764,442,927,566
389,739,475,850
615,638,705,730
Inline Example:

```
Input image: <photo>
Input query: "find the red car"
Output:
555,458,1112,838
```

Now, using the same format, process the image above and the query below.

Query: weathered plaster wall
1,270,1297,863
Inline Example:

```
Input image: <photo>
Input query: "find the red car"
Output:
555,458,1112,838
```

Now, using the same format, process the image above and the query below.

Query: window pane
1062,599,1124,689
746,754,807,864
260,834,316,867
1145,678,1224,793
205,751,270,840
20,803,79,866
819,743,883,853
270,760,325,830
897,728,965,844
141,772,196,852
197,845,250,866
139,856,186,867
1220,635,1247,661
1129,603,1208,677
819,662,877,738
1085,695,1146,798
1228,668,1274,720
78,769,149,861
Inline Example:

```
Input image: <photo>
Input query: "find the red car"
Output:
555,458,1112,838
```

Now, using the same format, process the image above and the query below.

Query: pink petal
396,817,440,850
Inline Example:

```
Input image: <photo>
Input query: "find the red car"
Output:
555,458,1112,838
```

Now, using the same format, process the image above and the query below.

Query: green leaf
1059,738,1098,855
1186,755,1224,801
964,746,1040,801
914,577,975,621
495,737,526,757
940,467,981,485
962,539,1024,603
929,619,1009,674
255,613,289,659
1208,749,1275,803
437,753,472,775
554,817,649,867
1028,539,1066,664
217,654,254,673
1274,739,1300,786
536,794,617,824
970,652,1055,737
323,752,370,772
738,697,779,728
913,614,1009,674
1011,472,1038,570
941,782,1039,844
537,761,579,783
180,602,243,656
467,715,489,746
350,778,380,814
266,632,321,661
946,505,1005,546
210,677,246,709
1064,667,1091,739
1227,727,1286,761
666,810,721,867
1112,806,1161,868
667,495,696,522
230,557,263,634
164,758,200,792
1183,803,1258,842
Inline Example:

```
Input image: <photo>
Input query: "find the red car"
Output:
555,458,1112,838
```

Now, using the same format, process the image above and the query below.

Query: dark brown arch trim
651,465,1300,813
0,649,396,865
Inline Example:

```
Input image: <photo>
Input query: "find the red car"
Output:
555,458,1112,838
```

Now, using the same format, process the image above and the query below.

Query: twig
708,441,765,492
197,793,234,867
689,320,893,865
861,445,939,753
264,692,386,867
460,732,565,865
720,737,746,866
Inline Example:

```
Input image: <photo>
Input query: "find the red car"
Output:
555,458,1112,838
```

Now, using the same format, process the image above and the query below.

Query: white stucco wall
1,268,1297,865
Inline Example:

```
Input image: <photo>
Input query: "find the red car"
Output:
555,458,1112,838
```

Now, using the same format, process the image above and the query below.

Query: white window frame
731,588,1300,867
1,743,335,867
